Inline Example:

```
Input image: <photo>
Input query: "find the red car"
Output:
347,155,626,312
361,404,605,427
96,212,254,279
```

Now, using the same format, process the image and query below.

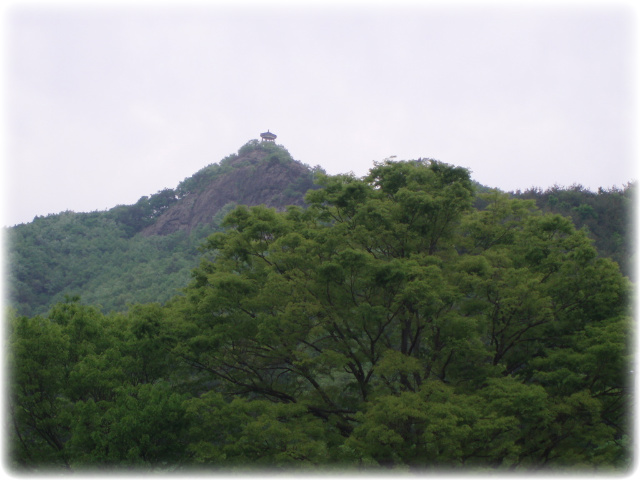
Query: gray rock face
141,151,314,236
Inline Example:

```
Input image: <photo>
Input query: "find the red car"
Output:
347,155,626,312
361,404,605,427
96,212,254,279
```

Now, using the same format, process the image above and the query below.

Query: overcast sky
2,1,637,227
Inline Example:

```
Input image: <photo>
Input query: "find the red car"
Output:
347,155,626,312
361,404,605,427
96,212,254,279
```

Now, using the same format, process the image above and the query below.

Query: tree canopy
7,159,632,473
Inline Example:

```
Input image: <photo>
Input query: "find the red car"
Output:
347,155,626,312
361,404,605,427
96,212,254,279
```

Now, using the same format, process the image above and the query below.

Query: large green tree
166,159,631,469
8,159,632,472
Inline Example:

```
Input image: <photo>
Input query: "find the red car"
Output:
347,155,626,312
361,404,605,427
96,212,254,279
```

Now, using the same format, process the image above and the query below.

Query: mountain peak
140,140,317,236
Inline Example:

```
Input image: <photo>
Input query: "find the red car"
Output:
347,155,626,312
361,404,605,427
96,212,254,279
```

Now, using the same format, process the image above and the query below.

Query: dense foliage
8,160,632,473
512,183,635,279
6,208,225,316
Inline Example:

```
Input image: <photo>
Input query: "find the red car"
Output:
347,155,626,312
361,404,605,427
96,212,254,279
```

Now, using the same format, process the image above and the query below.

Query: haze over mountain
5,6,635,229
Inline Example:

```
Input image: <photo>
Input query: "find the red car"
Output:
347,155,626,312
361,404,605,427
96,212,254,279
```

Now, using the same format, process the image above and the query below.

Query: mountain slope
511,183,635,278
6,140,320,316
142,143,317,236
6,139,634,318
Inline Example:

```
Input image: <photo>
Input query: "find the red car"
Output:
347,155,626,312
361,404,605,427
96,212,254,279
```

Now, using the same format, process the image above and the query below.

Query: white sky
1,0,638,227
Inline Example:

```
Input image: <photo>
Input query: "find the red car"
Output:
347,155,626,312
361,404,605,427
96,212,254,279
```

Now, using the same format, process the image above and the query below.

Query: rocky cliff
141,147,316,236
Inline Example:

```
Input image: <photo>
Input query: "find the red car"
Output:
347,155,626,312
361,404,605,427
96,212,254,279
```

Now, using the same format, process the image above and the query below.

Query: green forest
6,143,634,319
6,158,633,472
7,141,319,317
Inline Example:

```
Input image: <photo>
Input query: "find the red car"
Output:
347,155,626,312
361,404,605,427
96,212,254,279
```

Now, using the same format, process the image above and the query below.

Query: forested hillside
7,159,632,472
6,141,320,316
6,139,634,317
512,183,635,279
